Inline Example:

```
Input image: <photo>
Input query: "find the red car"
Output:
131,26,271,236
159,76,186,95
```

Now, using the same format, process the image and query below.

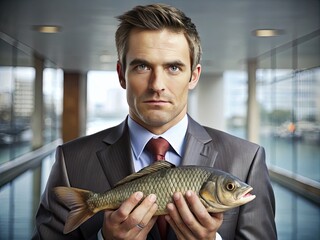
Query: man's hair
115,3,202,71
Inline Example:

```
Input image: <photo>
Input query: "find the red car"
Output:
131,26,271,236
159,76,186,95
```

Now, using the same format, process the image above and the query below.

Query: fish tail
54,186,95,234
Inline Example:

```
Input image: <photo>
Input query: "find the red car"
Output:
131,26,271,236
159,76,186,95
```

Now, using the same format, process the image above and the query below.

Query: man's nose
149,69,165,92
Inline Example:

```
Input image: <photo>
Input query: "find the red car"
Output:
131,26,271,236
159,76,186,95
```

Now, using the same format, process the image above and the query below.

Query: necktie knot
146,137,170,161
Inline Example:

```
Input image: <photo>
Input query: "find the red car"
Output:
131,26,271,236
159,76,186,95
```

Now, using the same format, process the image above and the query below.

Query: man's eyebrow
129,59,150,66
164,60,186,68
128,59,187,68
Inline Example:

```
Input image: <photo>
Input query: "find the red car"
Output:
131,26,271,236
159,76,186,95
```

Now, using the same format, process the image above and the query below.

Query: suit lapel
181,116,218,167
96,120,135,187
95,116,218,185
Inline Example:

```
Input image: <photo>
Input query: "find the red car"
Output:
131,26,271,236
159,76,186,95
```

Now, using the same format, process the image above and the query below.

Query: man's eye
136,64,149,71
169,66,180,72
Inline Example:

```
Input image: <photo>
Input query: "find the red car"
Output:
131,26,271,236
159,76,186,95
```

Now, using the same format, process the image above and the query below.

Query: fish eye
226,182,235,191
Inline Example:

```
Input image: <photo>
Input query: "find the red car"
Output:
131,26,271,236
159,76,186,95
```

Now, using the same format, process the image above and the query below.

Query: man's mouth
144,99,169,105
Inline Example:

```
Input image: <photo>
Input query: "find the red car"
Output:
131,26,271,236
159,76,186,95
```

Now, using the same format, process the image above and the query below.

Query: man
33,4,277,240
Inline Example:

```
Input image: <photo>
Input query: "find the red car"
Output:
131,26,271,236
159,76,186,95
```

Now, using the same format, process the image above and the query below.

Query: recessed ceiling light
33,25,61,33
252,29,284,37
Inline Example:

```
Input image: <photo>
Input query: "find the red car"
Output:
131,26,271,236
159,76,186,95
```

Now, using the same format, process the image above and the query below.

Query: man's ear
189,64,201,90
117,61,126,89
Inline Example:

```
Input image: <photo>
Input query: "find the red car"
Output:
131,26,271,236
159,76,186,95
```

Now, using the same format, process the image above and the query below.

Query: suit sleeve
32,146,86,239
235,146,277,239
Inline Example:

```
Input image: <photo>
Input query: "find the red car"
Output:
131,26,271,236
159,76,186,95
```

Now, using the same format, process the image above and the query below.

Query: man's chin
140,114,171,126
143,118,169,127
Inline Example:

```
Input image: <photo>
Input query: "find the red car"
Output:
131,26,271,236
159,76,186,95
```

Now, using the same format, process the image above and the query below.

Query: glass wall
257,31,320,182
86,71,128,134
224,71,248,139
0,34,62,165
43,67,63,144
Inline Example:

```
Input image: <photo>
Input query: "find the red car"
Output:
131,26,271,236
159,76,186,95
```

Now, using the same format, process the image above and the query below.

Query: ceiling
0,0,319,74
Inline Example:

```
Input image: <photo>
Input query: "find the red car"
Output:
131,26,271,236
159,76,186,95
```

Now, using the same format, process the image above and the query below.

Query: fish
54,161,256,234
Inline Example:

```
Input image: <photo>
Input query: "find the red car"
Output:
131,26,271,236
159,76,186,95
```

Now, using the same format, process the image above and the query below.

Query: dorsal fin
114,161,175,187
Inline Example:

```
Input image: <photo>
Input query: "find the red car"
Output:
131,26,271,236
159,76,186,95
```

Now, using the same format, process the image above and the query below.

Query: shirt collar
128,115,188,160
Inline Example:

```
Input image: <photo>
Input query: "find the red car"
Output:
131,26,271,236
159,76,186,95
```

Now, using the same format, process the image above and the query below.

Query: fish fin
54,186,95,234
115,161,175,186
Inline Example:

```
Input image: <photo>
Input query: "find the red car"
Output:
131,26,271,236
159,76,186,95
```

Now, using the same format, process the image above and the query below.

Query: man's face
117,28,201,134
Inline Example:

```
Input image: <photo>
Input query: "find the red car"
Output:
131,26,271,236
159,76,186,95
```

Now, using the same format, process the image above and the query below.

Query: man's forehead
126,28,190,61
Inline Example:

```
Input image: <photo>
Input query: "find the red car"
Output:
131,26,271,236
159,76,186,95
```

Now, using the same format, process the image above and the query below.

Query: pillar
31,54,44,149
189,73,225,131
62,72,87,142
246,58,260,143
31,54,44,226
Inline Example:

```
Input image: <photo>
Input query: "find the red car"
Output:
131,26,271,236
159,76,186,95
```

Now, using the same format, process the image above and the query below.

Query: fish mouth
238,187,256,202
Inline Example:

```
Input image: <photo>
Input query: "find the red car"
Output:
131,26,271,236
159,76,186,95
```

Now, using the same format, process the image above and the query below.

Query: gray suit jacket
33,116,277,239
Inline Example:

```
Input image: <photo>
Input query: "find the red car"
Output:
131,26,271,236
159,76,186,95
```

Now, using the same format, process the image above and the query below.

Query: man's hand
166,190,223,240
102,192,158,240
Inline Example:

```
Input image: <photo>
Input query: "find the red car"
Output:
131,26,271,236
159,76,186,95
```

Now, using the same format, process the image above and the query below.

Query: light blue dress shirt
128,115,188,172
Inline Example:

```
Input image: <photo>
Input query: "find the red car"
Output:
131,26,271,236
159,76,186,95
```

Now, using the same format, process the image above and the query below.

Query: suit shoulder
61,121,126,152
62,128,110,147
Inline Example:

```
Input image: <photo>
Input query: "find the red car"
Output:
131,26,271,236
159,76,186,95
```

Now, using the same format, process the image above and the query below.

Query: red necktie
146,137,170,240
146,137,170,161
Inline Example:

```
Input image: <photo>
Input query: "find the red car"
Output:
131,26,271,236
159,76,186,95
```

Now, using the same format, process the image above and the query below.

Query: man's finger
166,194,194,238
122,194,157,230
185,190,214,227
109,191,144,223
172,192,200,229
